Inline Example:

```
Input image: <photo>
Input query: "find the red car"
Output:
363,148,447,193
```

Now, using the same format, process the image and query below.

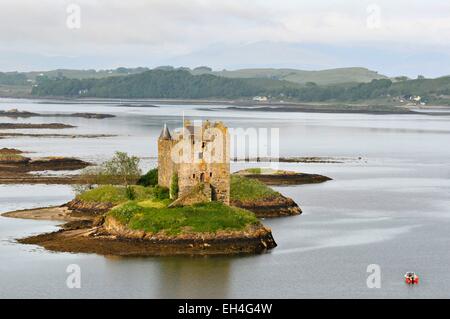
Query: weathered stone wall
157,139,175,188
168,183,212,207
158,120,230,205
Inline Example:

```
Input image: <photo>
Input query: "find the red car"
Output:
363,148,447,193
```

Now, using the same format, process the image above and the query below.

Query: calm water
0,98,449,298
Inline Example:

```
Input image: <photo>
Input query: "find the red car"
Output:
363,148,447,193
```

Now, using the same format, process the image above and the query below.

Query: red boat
404,272,419,285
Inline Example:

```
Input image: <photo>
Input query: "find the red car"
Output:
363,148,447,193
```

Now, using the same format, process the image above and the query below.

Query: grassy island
230,175,278,201
234,167,332,186
0,153,27,163
76,185,154,205
68,171,300,224
73,184,260,235
109,201,259,235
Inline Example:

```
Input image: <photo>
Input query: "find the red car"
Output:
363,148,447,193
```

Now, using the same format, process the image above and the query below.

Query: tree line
31,69,450,102
0,72,27,85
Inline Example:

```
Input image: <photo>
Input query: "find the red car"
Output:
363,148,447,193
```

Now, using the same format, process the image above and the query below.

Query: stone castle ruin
158,120,230,206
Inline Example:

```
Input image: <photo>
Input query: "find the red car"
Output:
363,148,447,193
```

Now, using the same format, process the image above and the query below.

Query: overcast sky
1,0,450,77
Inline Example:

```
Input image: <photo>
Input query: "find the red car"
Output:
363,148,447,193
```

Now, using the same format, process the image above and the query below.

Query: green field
230,175,278,201
193,67,387,85
76,185,154,204
109,201,259,235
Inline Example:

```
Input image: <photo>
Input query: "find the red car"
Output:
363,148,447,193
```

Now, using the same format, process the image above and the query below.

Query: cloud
0,0,449,75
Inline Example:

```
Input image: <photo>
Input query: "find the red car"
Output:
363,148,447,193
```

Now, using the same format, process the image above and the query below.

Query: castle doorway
200,172,205,182
211,185,217,200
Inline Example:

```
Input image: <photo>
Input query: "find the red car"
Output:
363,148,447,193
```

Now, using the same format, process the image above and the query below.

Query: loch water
1,98,449,298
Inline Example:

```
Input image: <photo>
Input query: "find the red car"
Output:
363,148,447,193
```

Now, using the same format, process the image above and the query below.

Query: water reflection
155,256,231,298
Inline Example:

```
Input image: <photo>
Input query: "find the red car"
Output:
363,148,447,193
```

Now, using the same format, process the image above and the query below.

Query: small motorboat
404,272,419,285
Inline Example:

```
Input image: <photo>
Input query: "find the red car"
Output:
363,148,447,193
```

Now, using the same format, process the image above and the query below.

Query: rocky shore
0,132,116,139
234,169,332,186
232,156,362,164
65,198,114,215
231,194,302,218
0,123,75,129
0,109,115,119
0,148,90,184
4,205,277,257
0,156,90,172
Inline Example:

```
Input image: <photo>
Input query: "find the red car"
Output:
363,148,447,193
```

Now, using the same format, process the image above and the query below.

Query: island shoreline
2,96,448,115
2,206,277,257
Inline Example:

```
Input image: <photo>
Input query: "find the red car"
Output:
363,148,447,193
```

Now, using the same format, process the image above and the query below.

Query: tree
71,152,142,194
137,168,158,186
170,173,179,199
394,76,408,82
103,151,142,186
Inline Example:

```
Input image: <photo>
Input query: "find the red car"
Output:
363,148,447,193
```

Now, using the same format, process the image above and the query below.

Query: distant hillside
31,69,300,99
31,69,450,105
0,72,28,85
191,67,387,85
21,66,386,86
24,67,150,81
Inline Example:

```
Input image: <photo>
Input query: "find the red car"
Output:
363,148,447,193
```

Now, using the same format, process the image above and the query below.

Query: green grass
137,199,171,209
241,168,297,175
76,185,154,204
230,175,278,201
0,153,27,162
245,168,262,174
109,201,259,235
206,67,386,85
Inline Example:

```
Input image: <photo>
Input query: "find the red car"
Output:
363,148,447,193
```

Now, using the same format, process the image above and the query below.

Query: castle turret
158,123,175,188
159,123,172,140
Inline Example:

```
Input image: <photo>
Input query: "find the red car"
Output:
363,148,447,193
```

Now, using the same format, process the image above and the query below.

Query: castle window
210,172,212,177
202,142,206,148
198,152,203,159
193,174,195,179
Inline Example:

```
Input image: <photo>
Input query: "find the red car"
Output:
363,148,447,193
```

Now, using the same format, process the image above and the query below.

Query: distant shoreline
1,96,450,115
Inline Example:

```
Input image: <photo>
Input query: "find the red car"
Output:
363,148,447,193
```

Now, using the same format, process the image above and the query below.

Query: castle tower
157,120,230,205
157,123,175,188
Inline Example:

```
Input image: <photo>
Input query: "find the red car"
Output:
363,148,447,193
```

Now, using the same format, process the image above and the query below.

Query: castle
158,120,230,205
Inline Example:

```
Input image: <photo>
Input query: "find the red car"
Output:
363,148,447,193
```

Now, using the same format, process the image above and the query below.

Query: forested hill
0,72,27,85
31,69,300,99
31,69,450,104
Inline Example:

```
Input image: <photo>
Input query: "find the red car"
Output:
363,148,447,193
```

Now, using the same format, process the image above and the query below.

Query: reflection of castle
158,120,230,205
155,257,231,298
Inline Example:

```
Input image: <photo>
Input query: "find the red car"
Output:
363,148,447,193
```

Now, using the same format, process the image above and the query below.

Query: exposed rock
0,147,23,154
232,156,358,164
18,216,277,257
27,157,90,171
70,113,115,119
0,109,115,119
0,132,116,139
0,123,75,129
65,199,114,215
231,194,302,218
0,156,90,174
0,154,30,164
235,172,332,186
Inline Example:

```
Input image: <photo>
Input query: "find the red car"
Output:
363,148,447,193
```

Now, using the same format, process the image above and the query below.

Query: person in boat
405,272,418,284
